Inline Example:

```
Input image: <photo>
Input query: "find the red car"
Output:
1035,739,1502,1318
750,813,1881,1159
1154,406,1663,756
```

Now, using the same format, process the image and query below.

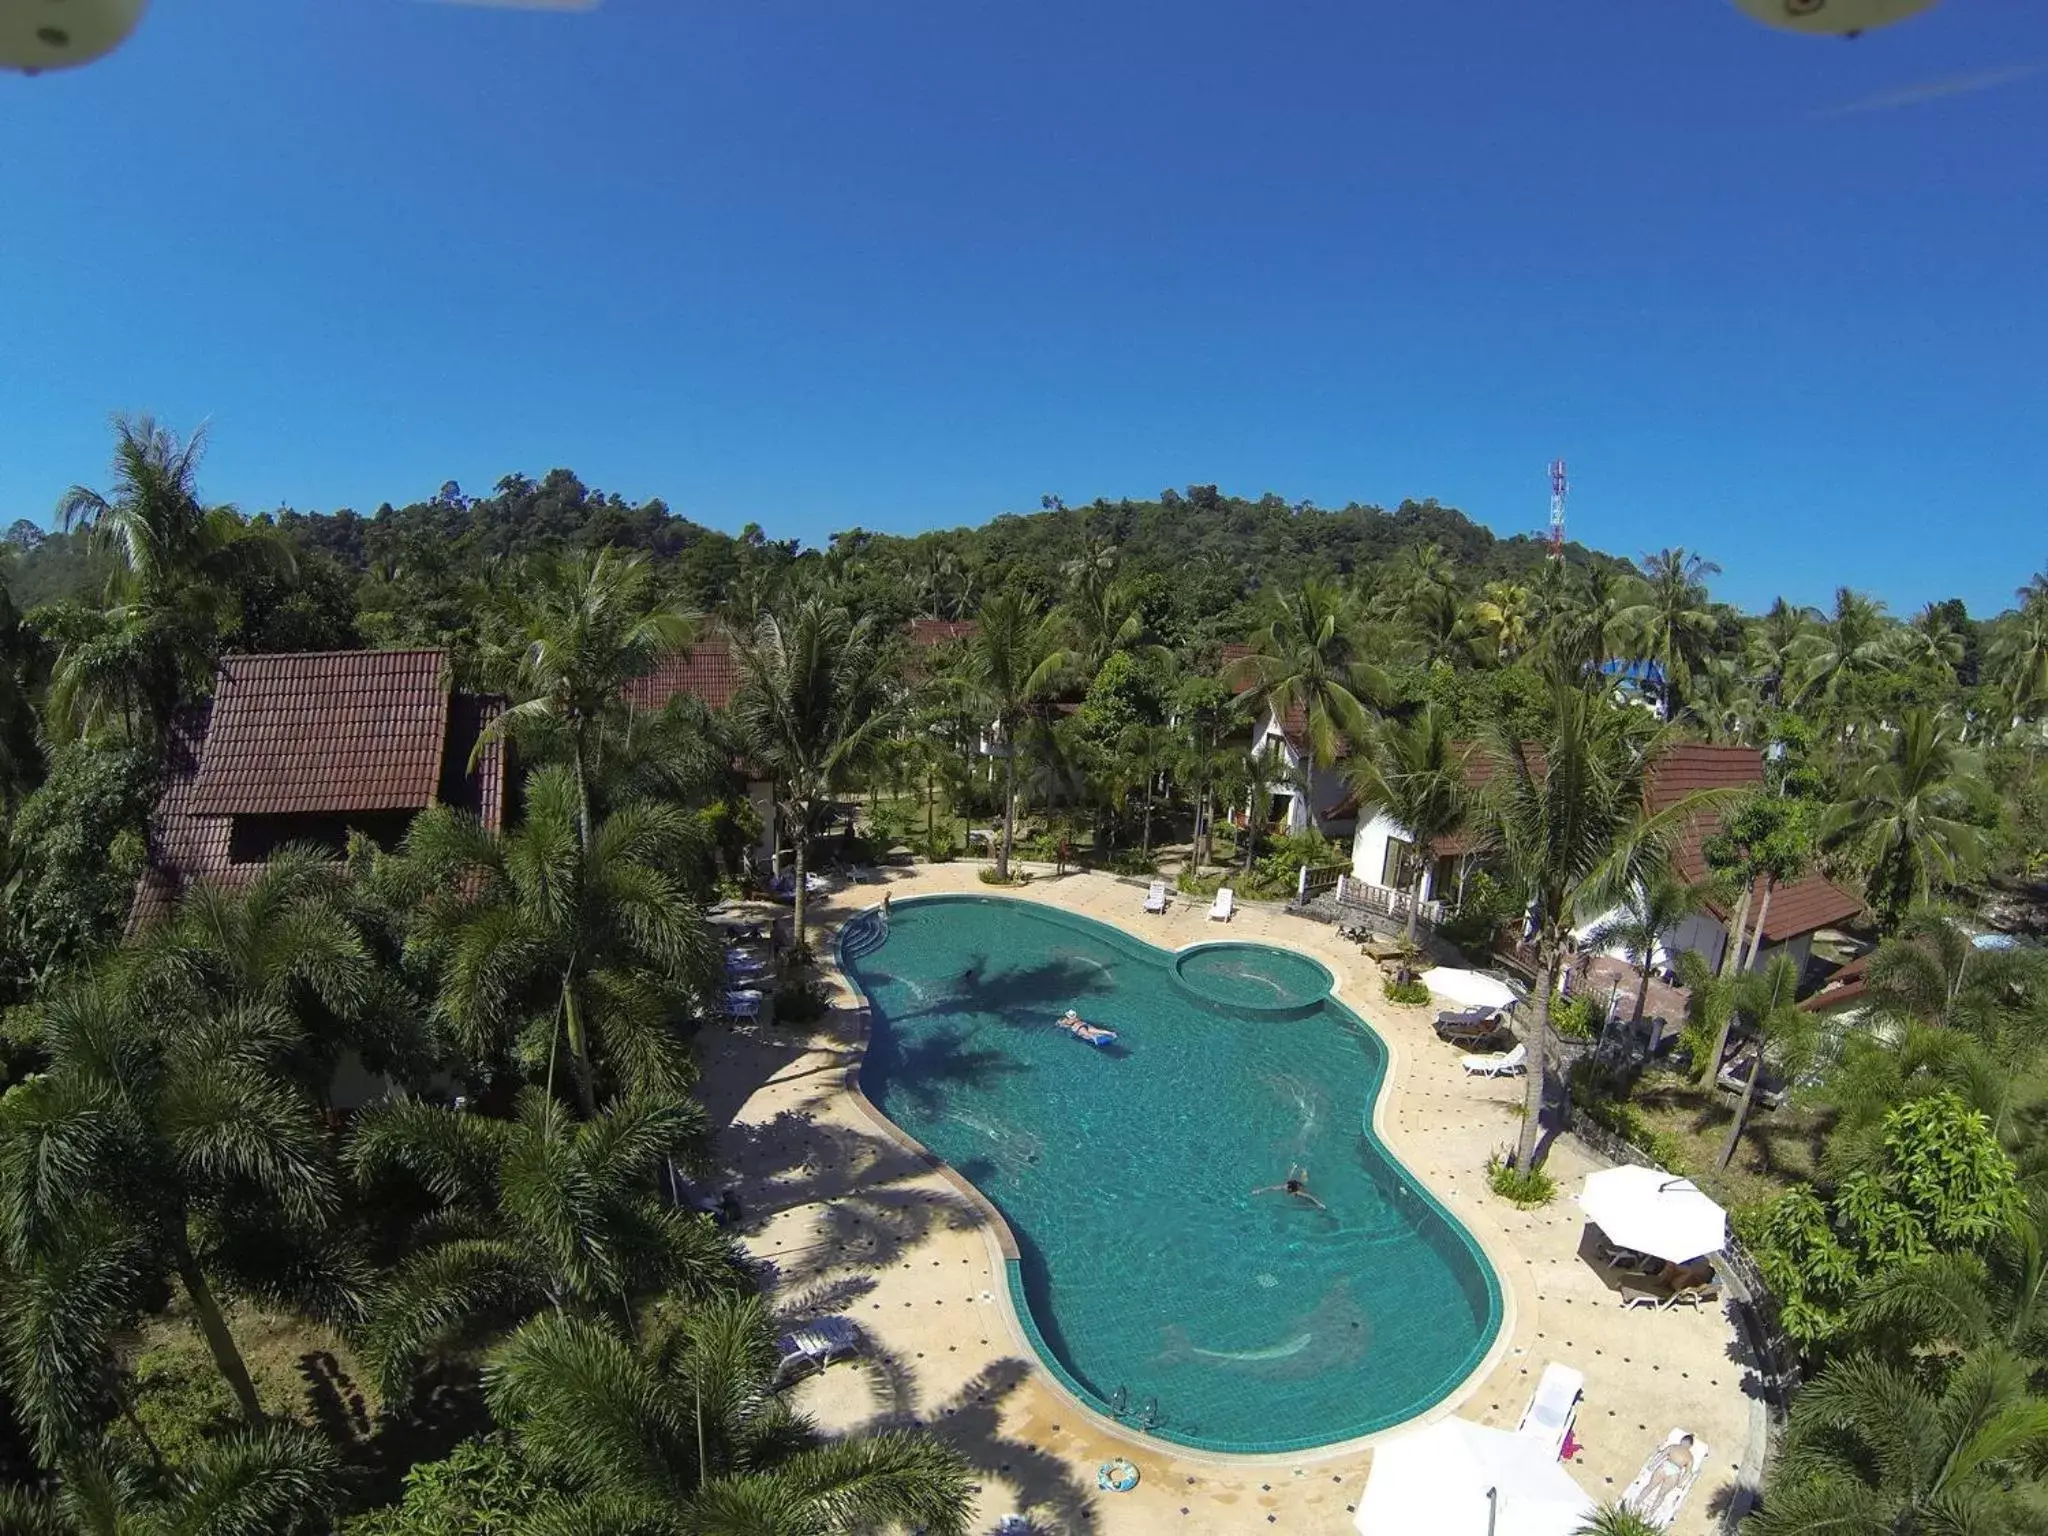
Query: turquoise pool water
842,895,1501,1454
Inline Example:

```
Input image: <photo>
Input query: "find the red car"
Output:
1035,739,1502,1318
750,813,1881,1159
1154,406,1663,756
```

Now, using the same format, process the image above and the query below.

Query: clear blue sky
4,0,2043,614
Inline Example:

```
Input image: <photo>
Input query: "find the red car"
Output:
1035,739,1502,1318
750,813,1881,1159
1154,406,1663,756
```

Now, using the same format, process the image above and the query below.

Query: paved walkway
695,867,1761,1535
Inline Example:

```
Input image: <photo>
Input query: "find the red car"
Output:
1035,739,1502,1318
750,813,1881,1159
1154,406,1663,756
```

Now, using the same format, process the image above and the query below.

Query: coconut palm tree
393,765,719,1115
1857,907,2048,1058
1224,578,1385,773
730,595,896,950
1715,953,1817,1171
482,1299,974,1535
1790,586,1892,713
1340,707,1467,942
1581,871,1705,1027
1746,597,1814,706
1117,721,1177,857
1815,1024,2017,1183
1623,548,1720,720
1037,575,1169,691
477,546,696,852
0,970,338,1429
1989,603,2048,721
1549,566,1641,674
1472,580,1535,665
1900,601,1967,678
0,1425,342,1535
964,593,1058,881
1474,679,1731,1171
348,1089,743,1401
1824,709,1983,926
1748,1348,2048,1535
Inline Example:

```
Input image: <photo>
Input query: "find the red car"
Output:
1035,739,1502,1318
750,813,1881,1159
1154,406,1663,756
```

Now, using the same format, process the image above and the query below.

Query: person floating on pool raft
1056,1009,1117,1047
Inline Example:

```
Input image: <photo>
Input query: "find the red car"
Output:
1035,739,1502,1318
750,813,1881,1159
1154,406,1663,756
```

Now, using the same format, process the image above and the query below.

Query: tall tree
730,595,895,950
1476,678,1728,1170
1581,871,1704,1027
477,546,695,852
963,594,1057,882
1791,586,1892,713
1340,707,1467,942
1225,578,1384,773
1714,954,1817,1170
1623,547,1720,719
482,1300,974,1535
1824,708,1983,926
0,1425,342,1535
393,765,718,1115
349,1090,741,1399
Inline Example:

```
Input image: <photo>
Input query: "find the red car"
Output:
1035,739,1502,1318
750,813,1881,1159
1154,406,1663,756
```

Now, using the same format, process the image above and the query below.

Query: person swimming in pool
1253,1165,1325,1211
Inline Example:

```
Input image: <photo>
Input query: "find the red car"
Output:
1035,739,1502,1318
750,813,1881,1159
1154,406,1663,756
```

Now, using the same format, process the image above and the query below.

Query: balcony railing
1332,874,1445,929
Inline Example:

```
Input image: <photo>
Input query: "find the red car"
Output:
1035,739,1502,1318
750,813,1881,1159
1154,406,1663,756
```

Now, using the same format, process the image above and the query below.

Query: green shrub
977,867,1024,886
1384,977,1432,1007
1175,868,1222,897
1570,1061,1692,1175
1105,847,1158,876
119,1343,243,1470
1486,1152,1557,1207
1549,991,1598,1040
1437,869,1522,955
921,833,957,863
345,1434,550,1535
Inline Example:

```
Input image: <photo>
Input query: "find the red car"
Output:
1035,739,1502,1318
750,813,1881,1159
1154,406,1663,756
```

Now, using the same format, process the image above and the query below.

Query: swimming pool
840,894,1502,1454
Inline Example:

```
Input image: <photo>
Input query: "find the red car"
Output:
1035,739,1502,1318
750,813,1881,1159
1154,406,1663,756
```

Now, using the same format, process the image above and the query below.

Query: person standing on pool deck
1254,1165,1325,1211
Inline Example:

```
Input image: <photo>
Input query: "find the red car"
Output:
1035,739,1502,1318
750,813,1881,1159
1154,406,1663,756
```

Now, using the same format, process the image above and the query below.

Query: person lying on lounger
1639,1434,1696,1509
1253,1165,1326,1210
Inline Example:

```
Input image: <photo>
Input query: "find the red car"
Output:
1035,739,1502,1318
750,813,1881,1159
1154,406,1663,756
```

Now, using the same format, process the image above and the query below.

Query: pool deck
695,867,1762,1534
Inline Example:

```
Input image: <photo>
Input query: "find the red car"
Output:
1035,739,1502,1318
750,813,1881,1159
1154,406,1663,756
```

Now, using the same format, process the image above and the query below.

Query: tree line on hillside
2,415,2048,1531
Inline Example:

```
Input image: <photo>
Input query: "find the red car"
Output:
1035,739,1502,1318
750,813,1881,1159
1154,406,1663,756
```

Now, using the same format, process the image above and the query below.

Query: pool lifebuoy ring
1097,1458,1140,1493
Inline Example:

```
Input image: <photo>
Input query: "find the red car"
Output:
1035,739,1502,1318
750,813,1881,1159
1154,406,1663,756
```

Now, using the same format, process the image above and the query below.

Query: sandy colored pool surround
695,868,1762,1535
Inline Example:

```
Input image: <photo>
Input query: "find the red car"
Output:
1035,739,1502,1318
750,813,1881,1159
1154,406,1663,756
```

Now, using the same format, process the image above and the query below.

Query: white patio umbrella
1420,967,1519,1011
1578,1165,1728,1264
1354,1418,1594,1536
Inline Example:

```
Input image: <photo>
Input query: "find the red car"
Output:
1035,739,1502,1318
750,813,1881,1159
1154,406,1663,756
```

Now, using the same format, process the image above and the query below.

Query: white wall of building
1348,809,1451,901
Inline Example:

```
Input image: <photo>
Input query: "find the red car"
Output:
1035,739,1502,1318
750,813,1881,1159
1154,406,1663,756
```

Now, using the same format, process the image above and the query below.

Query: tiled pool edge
821,887,1528,1467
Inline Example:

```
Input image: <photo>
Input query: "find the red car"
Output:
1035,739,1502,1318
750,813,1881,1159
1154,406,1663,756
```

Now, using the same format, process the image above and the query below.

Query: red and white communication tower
1548,459,1568,561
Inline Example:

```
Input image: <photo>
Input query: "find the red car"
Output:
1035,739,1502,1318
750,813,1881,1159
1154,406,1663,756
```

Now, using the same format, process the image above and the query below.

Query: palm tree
1714,953,1817,1170
1746,597,1814,706
1224,578,1385,772
1790,586,1892,712
1623,547,1720,719
1858,907,2048,1057
1572,1507,1661,1536
482,1300,973,1535
1474,679,1730,1170
1901,601,1966,678
0,1425,342,1535
964,594,1057,881
1341,707,1467,942
1117,721,1176,857
1824,708,1983,926
393,765,718,1115
1038,575,1168,691
1581,872,1704,1027
477,546,695,852
1989,603,2048,720
348,1090,742,1400
730,596,895,950
1749,1348,2048,1534
1550,565,1641,673
1816,1024,2017,1182
1472,580,1534,665
0,970,337,1429
53,416,287,746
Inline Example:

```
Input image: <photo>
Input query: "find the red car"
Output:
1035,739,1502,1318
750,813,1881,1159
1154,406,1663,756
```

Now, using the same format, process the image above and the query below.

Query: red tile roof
1328,737,1864,940
908,618,979,646
623,642,743,712
131,651,507,929
188,651,450,815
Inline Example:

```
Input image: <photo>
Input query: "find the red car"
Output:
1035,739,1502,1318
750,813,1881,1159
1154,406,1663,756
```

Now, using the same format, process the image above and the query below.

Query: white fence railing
1333,874,1446,928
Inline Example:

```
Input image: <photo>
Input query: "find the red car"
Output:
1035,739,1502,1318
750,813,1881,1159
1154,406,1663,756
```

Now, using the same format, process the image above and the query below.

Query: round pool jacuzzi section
841,895,1502,1455
1172,941,1333,1019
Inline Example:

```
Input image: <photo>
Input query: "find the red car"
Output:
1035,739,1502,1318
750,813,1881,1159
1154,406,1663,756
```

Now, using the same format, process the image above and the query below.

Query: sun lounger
1143,880,1168,914
1666,1279,1722,1312
1435,1005,1496,1031
1209,887,1234,921
1621,1429,1709,1529
1619,1283,1666,1309
1516,1362,1584,1457
1462,1042,1527,1077
720,989,765,1021
771,1315,863,1387
1435,1014,1506,1048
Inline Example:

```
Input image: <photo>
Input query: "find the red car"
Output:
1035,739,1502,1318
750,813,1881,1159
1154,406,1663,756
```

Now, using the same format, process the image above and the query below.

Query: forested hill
0,470,1631,636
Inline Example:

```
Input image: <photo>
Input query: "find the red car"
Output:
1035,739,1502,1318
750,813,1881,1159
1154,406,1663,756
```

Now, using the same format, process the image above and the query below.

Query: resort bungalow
622,639,778,871
133,648,510,929
1226,644,1358,842
1332,742,1862,973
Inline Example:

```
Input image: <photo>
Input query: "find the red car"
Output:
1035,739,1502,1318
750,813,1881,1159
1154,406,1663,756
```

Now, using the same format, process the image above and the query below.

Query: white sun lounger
1209,887,1234,921
1462,1042,1528,1077
1516,1362,1585,1457
720,989,765,1021
1621,1429,1709,1529
1144,880,1168,914
771,1315,863,1386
